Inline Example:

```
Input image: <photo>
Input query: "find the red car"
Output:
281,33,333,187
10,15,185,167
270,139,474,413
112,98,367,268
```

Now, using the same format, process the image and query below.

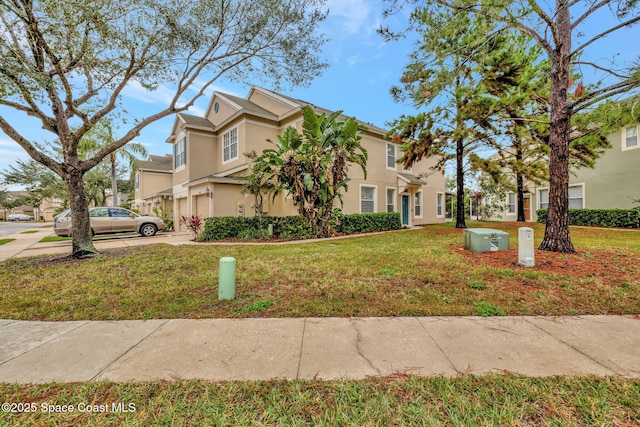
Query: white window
223,128,238,163
538,185,584,209
360,186,376,213
134,174,139,190
386,143,396,169
538,188,549,209
436,192,444,217
507,193,516,214
569,184,584,208
414,191,422,218
624,125,638,150
386,188,395,212
174,138,186,169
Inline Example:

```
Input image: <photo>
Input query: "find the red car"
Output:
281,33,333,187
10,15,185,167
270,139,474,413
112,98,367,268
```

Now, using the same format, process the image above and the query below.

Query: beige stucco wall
135,171,172,200
206,95,240,127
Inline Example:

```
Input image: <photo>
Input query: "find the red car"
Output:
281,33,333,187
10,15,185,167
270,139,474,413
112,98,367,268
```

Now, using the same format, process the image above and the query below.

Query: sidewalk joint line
415,317,460,373
90,319,171,381
523,318,619,375
0,320,89,367
295,318,307,379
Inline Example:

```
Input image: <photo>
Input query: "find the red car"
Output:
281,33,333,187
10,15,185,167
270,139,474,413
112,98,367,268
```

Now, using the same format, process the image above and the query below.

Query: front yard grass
1,376,638,426
1,222,639,321
0,238,15,245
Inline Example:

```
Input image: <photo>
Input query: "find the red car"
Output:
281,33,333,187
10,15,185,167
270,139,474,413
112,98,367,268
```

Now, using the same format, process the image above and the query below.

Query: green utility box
463,228,509,253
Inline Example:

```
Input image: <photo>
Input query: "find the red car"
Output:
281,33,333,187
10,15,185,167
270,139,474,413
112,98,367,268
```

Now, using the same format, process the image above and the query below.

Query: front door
401,195,410,226
523,196,531,221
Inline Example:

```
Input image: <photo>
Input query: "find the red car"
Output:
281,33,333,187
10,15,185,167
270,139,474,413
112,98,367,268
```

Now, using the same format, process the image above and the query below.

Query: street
0,222,47,238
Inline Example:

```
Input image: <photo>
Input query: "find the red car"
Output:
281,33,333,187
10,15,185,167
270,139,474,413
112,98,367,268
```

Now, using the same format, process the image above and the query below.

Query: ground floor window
361,186,376,213
436,192,444,217
507,193,516,214
414,191,422,217
386,188,395,212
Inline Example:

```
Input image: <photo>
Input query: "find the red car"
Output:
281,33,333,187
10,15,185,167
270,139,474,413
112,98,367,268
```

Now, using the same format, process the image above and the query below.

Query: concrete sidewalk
0,316,638,384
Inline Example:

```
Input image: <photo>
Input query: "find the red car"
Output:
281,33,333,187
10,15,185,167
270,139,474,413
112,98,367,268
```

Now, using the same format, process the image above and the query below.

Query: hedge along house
164,86,446,230
486,121,640,222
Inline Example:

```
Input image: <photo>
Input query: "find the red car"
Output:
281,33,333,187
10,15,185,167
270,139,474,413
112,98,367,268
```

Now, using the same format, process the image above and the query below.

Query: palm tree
247,106,367,236
81,122,148,206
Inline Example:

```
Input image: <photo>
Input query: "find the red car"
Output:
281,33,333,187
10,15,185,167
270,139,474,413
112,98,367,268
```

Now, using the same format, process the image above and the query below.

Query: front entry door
401,195,410,226
523,196,531,221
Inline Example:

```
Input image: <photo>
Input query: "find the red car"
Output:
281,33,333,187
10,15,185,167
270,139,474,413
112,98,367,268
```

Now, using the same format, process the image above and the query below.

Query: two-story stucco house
491,121,640,222
132,154,173,215
156,86,446,229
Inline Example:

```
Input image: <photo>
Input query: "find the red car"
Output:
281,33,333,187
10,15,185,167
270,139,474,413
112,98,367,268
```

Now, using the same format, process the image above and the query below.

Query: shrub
336,212,402,234
200,212,402,241
237,228,271,240
179,214,204,239
537,208,640,228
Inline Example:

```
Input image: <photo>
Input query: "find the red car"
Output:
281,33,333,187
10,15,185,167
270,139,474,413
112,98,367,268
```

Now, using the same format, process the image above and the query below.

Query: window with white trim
134,174,139,190
414,191,422,217
436,192,444,217
360,186,376,213
174,138,186,169
386,143,396,169
386,188,395,212
507,193,516,214
538,189,549,209
624,125,638,150
569,184,584,208
223,127,238,162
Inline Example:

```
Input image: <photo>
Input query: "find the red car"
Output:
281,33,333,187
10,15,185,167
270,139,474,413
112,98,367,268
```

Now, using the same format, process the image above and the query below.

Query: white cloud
325,0,371,35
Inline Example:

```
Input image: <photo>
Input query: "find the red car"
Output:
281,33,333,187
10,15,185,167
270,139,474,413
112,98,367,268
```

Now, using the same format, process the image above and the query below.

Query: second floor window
223,128,238,162
625,125,638,150
387,143,396,169
134,174,139,190
174,138,186,169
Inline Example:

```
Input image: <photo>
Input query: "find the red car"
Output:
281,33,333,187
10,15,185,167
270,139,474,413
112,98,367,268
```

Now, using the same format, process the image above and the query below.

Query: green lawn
19,230,39,234
39,235,71,242
1,222,639,321
1,376,638,426
0,238,15,245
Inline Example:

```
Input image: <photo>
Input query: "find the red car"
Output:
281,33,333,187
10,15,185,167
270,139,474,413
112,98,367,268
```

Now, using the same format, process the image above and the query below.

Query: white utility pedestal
518,227,535,267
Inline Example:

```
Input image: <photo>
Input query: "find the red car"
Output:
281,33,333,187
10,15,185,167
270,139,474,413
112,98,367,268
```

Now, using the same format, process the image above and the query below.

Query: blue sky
1,1,639,185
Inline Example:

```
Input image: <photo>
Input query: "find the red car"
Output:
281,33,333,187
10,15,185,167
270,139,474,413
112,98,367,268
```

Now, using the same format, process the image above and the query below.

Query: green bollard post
219,257,236,300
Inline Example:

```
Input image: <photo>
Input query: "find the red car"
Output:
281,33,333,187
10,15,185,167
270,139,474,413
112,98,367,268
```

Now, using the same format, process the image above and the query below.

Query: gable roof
218,93,279,120
138,154,173,172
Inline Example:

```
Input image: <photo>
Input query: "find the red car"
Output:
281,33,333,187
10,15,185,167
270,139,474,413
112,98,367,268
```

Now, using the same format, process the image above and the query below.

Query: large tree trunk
455,135,466,228
65,170,100,258
110,153,118,207
539,0,575,253
516,172,525,222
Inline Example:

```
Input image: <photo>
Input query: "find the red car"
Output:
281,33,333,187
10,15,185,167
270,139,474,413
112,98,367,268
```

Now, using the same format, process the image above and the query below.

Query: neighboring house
132,154,173,215
1,191,31,220
39,197,65,221
162,86,446,229
488,122,640,222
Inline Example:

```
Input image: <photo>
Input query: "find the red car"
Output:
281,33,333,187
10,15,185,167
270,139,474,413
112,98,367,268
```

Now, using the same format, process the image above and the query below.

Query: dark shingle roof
138,154,173,172
221,93,279,119
178,113,215,130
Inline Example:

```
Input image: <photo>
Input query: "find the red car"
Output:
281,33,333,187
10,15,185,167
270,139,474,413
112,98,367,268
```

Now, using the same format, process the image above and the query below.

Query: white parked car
7,214,34,221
